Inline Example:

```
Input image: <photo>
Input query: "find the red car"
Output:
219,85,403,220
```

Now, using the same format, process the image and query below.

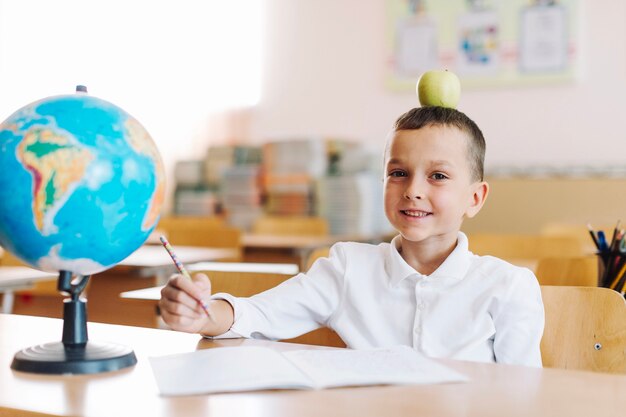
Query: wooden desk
115,245,239,278
2,313,626,417
9,246,239,327
242,234,381,269
119,261,301,331
120,261,300,303
0,267,57,313
85,245,239,327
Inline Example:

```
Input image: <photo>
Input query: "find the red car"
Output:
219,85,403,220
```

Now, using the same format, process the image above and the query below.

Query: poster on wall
386,0,580,90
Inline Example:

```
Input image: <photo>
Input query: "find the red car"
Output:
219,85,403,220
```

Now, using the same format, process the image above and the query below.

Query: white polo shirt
213,232,544,367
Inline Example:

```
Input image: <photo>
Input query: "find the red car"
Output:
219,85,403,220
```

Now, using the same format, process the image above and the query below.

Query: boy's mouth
400,209,432,218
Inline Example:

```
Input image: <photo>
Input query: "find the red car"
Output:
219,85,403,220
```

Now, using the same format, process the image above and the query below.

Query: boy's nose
403,187,423,200
403,192,422,200
403,177,424,200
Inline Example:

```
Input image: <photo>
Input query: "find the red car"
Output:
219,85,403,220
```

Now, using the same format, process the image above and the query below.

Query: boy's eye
430,172,448,180
388,170,407,177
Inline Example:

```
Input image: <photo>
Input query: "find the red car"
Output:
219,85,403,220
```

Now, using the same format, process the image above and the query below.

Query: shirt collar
386,232,473,287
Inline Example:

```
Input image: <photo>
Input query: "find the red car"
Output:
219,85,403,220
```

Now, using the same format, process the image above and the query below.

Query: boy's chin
399,230,459,244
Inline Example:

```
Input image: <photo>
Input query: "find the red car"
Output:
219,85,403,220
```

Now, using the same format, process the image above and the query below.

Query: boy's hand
159,273,213,334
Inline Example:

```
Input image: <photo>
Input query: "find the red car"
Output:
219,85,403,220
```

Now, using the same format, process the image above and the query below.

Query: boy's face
384,125,487,246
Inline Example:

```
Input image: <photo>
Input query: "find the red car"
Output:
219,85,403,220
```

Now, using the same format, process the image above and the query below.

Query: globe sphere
0,92,165,275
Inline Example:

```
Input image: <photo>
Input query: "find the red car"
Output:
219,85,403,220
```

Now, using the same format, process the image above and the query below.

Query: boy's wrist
199,299,235,336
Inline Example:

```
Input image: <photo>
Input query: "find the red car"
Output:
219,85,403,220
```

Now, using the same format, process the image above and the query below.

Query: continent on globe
17,127,95,234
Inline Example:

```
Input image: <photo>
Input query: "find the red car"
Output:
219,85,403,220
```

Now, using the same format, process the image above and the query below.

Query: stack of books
174,188,217,216
262,139,327,216
204,145,262,189
316,172,390,235
220,165,263,230
173,160,217,216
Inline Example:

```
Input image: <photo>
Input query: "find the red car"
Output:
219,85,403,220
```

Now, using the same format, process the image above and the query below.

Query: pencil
597,230,608,252
609,261,626,290
587,223,600,251
610,220,622,252
159,235,214,321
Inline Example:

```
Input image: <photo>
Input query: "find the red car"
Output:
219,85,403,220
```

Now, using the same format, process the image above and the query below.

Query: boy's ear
465,181,489,219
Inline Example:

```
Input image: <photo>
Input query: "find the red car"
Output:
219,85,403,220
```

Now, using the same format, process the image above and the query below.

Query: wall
249,0,626,170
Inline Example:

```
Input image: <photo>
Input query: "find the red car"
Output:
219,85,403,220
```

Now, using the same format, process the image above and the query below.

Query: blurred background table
0,266,57,313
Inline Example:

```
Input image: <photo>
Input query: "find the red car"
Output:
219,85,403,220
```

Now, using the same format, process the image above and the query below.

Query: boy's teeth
404,210,429,217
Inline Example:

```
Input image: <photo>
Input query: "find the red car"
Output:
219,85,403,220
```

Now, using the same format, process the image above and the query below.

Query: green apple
416,69,461,109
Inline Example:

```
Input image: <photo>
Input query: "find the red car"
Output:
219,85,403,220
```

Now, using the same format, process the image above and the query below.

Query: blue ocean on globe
0,93,165,275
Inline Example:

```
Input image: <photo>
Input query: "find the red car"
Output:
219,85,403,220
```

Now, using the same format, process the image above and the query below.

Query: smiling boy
160,106,544,367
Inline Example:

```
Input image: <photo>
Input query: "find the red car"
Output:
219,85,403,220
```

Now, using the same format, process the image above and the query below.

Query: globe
0,91,165,276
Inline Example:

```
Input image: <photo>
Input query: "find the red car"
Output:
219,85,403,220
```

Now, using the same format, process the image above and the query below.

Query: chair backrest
535,256,598,287
540,285,626,373
541,222,611,254
305,246,331,271
467,234,584,261
194,263,345,348
157,216,242,260
252,215,329,236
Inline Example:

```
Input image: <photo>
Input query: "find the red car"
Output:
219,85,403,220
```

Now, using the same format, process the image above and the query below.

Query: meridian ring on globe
0,92,165,275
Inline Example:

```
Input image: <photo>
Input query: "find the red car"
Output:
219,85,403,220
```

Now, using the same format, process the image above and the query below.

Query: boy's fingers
160,285,201,315
168,273,210,302
192,273,212,294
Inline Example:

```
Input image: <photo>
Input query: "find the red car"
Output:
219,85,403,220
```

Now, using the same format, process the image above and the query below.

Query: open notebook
149,345,468,396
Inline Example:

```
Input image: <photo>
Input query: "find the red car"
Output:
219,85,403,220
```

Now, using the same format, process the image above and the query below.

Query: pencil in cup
159,236,215,321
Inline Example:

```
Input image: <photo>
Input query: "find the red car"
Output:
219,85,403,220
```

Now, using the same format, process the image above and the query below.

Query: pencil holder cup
596,252,609,287
596,251,626,293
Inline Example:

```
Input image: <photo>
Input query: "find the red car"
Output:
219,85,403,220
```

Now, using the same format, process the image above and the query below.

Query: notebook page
283,345,469,389
149,346,313,396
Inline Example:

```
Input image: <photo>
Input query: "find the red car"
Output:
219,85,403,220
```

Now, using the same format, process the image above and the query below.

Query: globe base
11,341,137,374
10,270,137,375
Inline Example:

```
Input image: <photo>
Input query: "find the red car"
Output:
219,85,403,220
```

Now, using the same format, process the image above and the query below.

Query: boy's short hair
393,107,486,182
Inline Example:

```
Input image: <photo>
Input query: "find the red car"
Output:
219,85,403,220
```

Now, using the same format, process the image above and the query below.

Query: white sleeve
492,268,545,367
210,243,348,341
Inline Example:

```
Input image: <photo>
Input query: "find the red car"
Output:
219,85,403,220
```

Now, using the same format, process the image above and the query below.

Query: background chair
158,215,242,261
541,222,613,254
467,233,585,264
251,215,329,236
540,285,626,373
535,256,598,286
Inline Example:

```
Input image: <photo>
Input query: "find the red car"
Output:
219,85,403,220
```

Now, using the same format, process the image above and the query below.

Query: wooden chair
251,215,329,236
158,215,242,260
541,222,612,254
535,256,598,287
540,285,626,373
467,233,584,262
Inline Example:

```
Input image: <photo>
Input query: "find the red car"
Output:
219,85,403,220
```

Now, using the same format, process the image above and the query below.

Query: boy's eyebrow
430,160,454,168
387,158,455,168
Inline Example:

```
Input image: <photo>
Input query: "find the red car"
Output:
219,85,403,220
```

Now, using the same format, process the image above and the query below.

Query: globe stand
11,270,137,374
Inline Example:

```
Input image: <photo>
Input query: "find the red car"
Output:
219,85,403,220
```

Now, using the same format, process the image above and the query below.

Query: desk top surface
115,245,239,269
0,266,58,289
2,314,626,417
